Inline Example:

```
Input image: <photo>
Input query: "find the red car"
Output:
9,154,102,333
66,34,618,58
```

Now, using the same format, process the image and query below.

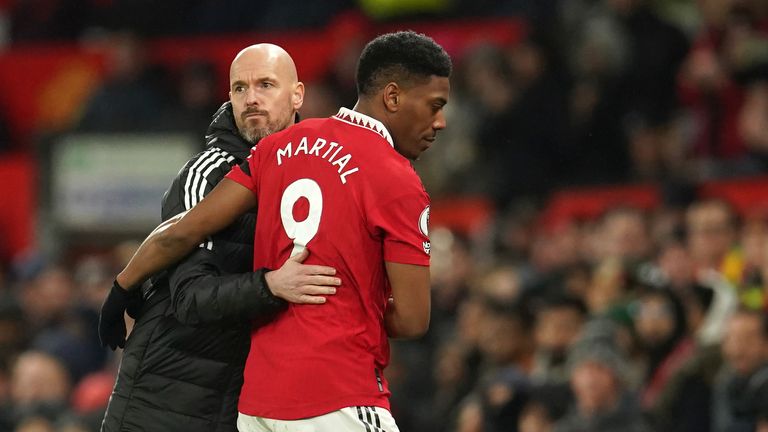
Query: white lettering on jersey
321,141,339,159
277,142,292,165
327,144,343,163
331,154,351,172
276,136,360,184
339,167,359,184
295,136,309,155
309,138,326,156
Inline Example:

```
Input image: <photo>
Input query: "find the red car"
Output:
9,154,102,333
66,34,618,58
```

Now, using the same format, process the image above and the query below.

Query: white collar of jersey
332,107,394,148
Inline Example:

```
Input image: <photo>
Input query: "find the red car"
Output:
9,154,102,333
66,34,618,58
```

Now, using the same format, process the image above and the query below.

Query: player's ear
383,82,400,113
292,82,305,110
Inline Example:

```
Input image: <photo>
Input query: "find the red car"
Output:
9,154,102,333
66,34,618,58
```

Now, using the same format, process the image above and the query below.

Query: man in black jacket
99,44,340,432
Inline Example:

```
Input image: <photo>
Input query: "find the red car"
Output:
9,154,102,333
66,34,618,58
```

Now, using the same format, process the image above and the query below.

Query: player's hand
98,280,138,350
265,249,340,304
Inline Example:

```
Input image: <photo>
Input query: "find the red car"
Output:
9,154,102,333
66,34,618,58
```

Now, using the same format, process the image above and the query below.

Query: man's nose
433,110,447,130
245,88,261,106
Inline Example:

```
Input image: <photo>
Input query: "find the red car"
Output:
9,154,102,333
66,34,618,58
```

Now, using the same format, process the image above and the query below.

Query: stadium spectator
604,0,689,180
656,238,697,293
455,300,535,431
475,32,569,205
686,199,738,268
676,0,768,178
161,59,223,137
741,80,768,167
518,383,572,432
531,295,588,383
76,32,172,133
712,308,768,431
9,351,72,425
15,264,104,383
647,280,738,432
554,320,651,432
685,199,741,284
630,287,694,408
595,206,653,264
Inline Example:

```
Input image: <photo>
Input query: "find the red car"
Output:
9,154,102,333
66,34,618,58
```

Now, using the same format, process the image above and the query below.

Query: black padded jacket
101,102,286,432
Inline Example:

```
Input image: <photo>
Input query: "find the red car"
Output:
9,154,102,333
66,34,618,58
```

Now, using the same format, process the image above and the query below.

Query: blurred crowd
387,195,768,432
4,0,767,204
416,0,768,207
4,183,768,431
1,0,768,431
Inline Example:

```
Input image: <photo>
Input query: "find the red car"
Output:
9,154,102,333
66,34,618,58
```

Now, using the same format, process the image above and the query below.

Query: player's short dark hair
356,31,452,97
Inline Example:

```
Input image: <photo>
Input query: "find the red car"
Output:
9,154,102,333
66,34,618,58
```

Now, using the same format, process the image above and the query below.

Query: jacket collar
204,102,253,159
332,107,394,148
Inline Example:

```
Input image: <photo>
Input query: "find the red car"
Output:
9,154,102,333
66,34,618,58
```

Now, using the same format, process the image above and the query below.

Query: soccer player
98,44,340,432
110,31,451,431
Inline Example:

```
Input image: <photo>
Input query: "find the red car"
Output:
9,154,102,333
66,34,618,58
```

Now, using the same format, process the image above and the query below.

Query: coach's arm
384,262,431,339
169,248,339,326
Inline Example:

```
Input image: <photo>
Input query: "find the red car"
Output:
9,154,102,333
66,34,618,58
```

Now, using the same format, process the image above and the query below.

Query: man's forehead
230,66,279,83
230,59,278,79
410,75,450,100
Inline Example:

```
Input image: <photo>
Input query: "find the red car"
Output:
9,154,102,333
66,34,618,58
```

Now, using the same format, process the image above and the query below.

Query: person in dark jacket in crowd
98,44,341,432
713,308,768,432
554,319,652,432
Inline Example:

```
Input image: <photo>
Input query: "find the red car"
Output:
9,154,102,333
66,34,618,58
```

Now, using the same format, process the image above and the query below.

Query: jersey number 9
280,178,323,257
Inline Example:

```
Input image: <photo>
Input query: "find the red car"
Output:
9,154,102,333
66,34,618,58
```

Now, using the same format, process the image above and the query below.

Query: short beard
239,125,274,144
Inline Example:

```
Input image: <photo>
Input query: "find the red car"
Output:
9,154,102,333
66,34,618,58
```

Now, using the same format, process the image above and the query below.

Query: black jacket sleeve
159,144,286,326
167,247,287,326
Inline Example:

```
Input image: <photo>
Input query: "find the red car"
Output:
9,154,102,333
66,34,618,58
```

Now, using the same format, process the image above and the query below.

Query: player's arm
116,178,255,290
384,262,431,339
99,179,256,350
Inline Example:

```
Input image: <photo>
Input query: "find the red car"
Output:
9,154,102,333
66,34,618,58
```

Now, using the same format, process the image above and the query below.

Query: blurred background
1,0,768,431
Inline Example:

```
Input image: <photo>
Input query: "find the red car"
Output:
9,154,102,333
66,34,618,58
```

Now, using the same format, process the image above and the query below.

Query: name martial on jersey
276,136,360,184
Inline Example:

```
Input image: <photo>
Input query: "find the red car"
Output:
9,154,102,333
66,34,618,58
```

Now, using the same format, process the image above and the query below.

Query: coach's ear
292,82,305,111
383,82,401,113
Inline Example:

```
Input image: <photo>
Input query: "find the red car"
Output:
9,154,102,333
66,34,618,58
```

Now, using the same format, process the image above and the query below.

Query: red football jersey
226,108,431,419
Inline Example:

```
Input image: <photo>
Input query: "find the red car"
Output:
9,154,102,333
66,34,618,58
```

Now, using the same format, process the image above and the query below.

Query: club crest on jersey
419,205,430,237
419,205,430,255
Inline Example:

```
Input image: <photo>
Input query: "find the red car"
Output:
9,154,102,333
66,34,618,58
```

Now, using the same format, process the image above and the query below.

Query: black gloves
98,280,139,350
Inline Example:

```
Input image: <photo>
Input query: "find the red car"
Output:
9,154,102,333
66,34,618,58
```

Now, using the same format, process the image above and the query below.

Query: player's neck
351,100,389,131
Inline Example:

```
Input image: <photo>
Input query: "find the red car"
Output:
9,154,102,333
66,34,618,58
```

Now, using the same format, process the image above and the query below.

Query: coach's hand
98,280,136,350
265,249,340,304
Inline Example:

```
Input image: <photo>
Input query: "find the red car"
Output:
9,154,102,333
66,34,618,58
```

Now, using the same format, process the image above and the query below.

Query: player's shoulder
370,155,426,197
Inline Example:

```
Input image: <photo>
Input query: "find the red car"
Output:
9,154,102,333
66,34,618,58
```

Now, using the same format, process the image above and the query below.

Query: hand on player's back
265,249,340,304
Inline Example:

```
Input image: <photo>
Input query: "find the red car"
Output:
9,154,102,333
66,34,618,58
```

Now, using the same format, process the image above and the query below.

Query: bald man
98,44,340,432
